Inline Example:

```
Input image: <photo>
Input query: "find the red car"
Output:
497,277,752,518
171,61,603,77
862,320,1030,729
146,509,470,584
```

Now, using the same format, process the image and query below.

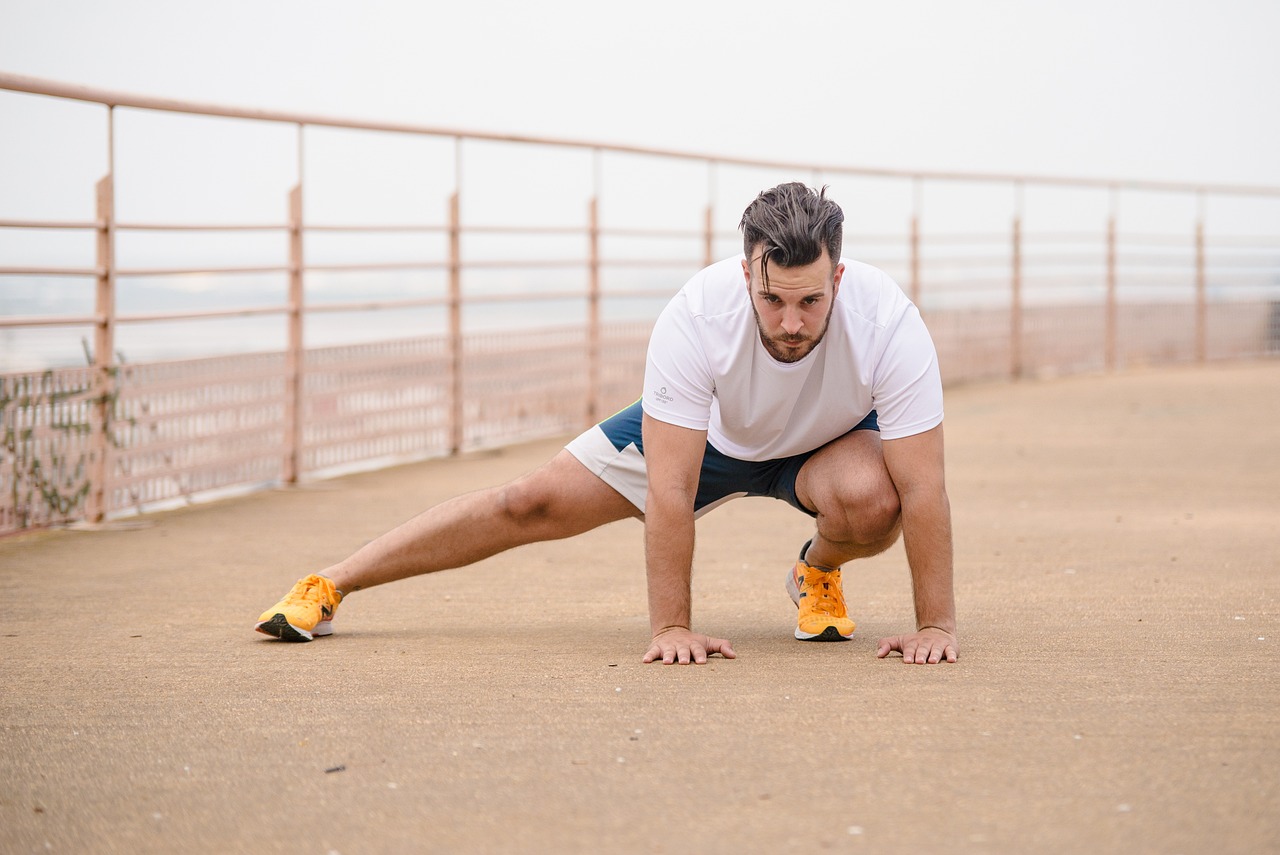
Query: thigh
792,428,893,515
508,449,644,535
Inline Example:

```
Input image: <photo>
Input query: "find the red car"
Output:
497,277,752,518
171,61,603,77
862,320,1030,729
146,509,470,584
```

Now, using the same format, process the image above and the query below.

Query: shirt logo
652,385,674,404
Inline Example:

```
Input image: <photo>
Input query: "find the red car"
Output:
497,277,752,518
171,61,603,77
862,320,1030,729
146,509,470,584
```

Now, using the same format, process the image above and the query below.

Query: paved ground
2,361,1278,854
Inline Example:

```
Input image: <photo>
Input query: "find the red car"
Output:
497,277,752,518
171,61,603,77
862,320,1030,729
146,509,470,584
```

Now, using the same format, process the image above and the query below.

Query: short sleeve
641,291,714,430
872,304,945,440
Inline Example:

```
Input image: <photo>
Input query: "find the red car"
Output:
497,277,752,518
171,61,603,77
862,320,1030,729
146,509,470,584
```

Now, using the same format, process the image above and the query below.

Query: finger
900,639,919,664
710,637,737,659
880,632,901,660
642,643,660,664
677,645,692,665
692,643,707,665
663,645,677,665
945,644,958,663
927,643,943,664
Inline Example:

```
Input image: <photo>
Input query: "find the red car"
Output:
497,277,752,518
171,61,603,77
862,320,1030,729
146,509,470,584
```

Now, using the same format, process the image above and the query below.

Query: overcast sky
3,0,1279,189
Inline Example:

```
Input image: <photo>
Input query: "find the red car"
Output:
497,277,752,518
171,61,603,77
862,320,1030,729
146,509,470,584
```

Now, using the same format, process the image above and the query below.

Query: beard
752,300,836,364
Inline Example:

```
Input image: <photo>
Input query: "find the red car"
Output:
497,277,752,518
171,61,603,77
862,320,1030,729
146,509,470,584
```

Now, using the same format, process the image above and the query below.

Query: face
743,248,844,363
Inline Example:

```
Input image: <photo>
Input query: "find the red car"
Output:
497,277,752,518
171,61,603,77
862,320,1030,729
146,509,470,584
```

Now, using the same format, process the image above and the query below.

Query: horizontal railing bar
305,260,449,273
1019,275,1108,286
116,222,288,232
0,219,101,230
0,266,100,277
1115,234,1201,246
920,256,1013,267
1200,273,1280,283
599,289,675,299
0,313,102,328
915,276,1013,287
116,265,290,277
1020,254,1110,262
847,233,912,244
464,224,585,235
1204,236,1280,247
600,227,704,239
916,233,1012,244
462,258,585,270
5,71,1279,197
1114,256,1199,266
116,305,289,323
305,297,449,313
1111,273,1198,282
306,223,447,233
1202,258,1280,268
464,290,586,304
597,258,702,268
1020,232,1109,243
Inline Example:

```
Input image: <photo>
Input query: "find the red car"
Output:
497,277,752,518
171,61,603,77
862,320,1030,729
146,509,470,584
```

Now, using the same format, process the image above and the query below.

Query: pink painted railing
2,72,1278,533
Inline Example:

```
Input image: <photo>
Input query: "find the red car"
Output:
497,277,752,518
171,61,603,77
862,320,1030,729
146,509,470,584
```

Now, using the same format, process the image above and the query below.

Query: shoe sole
786,567,853,642
254,613,332,642
795,625,852,642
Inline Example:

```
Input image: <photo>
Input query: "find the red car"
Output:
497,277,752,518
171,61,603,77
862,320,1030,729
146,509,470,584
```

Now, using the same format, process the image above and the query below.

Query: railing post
87,172,116,523
284,184,304,483
1194,197,1207,362
1105,213,1117,371
1011,213,1023,379
448,190,463,455
587,196,602,427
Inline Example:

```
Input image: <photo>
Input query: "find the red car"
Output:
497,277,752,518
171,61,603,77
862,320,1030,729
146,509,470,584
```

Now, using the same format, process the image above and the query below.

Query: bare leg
325,450,641,593
793,429,903,569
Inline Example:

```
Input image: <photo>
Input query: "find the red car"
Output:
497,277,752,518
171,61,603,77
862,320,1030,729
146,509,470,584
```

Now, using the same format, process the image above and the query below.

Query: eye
762,294,781,304
802,296,821,306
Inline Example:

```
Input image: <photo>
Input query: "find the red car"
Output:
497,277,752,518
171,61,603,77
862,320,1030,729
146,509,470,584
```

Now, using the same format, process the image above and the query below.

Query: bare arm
639,412,736,665
877,423,958,664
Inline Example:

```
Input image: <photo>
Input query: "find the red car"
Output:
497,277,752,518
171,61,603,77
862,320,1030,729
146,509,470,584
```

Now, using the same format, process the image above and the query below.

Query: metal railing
2,72,1278,533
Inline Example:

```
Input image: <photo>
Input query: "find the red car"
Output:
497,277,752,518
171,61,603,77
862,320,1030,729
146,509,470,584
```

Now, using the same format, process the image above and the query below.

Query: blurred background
1,0,1278,530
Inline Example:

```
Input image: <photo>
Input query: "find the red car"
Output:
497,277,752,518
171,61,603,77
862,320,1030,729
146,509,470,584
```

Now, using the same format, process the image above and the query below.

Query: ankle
800,541,841,573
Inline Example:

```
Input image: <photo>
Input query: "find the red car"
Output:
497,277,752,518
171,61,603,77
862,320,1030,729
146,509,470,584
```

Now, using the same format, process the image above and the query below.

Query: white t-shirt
641,256,943,461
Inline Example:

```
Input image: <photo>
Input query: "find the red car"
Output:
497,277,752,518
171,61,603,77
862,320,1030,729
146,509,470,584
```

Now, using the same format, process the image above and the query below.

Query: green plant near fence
1,361,132,529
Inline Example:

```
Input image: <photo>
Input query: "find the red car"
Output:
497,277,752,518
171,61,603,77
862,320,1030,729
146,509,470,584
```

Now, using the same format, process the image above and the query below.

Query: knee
495,477,554,524
817,480,901,546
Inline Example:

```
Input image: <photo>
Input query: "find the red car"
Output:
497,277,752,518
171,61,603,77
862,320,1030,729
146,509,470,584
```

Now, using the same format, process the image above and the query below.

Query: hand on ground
876,627,958,664
643,627,736,665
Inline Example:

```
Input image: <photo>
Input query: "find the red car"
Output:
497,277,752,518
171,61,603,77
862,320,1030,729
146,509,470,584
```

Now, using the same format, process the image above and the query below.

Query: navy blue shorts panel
594,401,879,517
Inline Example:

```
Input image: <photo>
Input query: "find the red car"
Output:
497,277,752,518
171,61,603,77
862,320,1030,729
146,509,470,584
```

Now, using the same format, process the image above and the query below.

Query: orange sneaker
785,541,855,641
254,574,343,642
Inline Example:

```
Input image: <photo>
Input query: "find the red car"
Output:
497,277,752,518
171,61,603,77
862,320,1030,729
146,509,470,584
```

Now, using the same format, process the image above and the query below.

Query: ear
832,262,845,299
741,258,752,289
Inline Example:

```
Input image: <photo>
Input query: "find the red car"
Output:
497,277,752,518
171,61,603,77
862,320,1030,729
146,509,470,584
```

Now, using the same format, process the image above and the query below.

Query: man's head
739,183,846,363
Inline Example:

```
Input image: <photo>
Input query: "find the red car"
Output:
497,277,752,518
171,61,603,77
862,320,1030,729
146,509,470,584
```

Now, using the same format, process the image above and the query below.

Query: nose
780,306,803,335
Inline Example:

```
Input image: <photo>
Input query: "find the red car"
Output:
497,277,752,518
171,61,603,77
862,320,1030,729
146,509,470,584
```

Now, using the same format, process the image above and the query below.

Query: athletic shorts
564,400,879,519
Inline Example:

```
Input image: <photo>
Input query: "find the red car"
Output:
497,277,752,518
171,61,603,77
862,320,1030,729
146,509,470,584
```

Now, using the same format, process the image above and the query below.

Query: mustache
775,333,810,343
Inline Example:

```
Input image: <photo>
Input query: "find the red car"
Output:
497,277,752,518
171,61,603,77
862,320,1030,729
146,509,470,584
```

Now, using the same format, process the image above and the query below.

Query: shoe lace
800,565,846,616
283,575,330,607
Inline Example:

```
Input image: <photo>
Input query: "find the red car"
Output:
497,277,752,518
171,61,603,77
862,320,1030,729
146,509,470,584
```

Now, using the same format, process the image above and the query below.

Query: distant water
0,274,674,373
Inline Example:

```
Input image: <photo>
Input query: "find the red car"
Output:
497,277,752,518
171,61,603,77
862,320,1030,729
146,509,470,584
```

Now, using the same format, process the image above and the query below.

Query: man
255,183,957,666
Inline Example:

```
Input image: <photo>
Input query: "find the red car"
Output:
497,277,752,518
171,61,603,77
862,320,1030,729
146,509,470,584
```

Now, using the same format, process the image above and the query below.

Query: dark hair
739,183,844,290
